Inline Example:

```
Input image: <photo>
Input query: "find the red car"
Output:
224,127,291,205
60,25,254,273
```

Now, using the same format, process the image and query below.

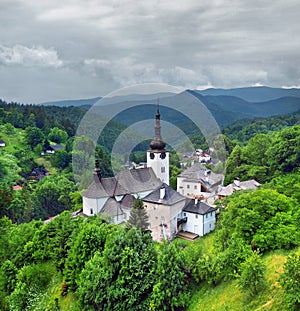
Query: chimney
195,198,198,205
160,186,165,200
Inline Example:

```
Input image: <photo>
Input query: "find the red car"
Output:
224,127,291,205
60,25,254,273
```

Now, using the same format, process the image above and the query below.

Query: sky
1,0,300,103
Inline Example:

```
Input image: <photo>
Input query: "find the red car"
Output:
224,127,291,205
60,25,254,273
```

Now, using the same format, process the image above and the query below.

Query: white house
0,139,6,147
177,162,223,201
180,199,217,236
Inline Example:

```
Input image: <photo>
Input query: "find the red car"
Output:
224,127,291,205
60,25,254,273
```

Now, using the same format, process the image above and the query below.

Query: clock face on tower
150,153,155,159
160,153,166,159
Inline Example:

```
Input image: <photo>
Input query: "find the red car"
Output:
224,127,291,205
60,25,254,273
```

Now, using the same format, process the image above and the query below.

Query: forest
0,99,299,310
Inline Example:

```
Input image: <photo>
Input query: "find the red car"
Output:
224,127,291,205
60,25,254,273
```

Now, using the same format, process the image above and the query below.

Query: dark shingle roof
143,183,186,205
183,199,216,215
83,167,162,199
100,198,123,217
120,194,135,210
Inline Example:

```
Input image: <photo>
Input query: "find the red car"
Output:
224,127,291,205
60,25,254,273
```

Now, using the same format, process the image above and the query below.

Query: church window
160,153,166,159
150,153,155,159
161,167,165,173
90,208,93,215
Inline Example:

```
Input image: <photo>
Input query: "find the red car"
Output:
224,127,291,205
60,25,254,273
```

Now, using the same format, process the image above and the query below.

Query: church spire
150,99,166,150
94,158,102,183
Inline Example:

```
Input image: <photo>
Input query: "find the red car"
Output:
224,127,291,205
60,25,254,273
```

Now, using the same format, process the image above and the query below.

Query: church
82,108,217,241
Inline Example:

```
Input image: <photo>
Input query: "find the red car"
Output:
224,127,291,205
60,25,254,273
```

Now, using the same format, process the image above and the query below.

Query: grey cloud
0,0,300,103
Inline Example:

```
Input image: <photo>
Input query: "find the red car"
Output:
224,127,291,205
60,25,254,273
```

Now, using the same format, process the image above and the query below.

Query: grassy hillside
184,233,299,311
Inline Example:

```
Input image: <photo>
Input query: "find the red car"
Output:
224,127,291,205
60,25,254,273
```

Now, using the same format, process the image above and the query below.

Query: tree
48,127,68,143
64,221,112,291
279,253,300,310
77,228,157,311
0,154,22,185
127,197,150,231
150,243,188,311
33,175,75,219
51,149,71,169
24,126,44,149
267,125,300,174
238,251,266,296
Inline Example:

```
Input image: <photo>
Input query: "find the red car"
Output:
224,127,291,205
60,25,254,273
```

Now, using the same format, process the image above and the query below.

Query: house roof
83,167,162,199
178,162,223,189
47,144,64,151
120,194,135,210
100,197,124,217
183,199,216,215
143,183,186,206
218,179,261,196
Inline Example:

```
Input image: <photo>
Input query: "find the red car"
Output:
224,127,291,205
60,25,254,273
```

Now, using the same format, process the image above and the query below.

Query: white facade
147,150,169,185
181,210,216,236
83,196,108,216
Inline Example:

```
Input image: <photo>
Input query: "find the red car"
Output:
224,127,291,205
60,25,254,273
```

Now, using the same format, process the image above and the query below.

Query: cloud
0,45,63,68
0,0,300,102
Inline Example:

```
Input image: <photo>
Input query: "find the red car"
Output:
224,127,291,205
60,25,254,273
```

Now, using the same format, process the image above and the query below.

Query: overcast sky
1,0,300,103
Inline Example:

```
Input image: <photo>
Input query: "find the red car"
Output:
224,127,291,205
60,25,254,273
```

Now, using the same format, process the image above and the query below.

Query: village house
45,144,64,154
218,177,261,198
177,162,224,203
0,139,6,147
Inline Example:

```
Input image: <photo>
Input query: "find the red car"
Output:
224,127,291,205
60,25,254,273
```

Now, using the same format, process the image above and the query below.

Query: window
150,153,155,159
90,208,93,215
210,212,212,217
209,224,212,228
124,213,127,220
187,184,190,189
195,215,198,219
206,214,208,218
161,167,165,173
183,212,186,217
194,185,197,189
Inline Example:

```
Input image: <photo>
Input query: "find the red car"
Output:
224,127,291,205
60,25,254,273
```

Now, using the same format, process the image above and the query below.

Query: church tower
147,106,169,185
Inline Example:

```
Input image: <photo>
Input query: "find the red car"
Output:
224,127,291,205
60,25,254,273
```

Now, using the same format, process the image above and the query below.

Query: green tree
279,253,300,310
24,126,44,149
238,251,266,296
48,127,68,143
33,175,75,219
150,243,188,311
0,154,22,185
77,228,156,311
127,197,150,231
51,149,71,169
64,221,112,291
267,125,300,174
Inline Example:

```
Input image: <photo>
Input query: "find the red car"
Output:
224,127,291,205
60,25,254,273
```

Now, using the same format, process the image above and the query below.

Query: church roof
83,167,162,199
143,183,186,205
149,108,166,151
178,162,223,188
183,199,216,215
100,197,123,217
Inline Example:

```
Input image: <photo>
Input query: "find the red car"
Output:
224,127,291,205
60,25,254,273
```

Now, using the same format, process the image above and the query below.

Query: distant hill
40,97,101,107
38,87,300,129
194,86,300,102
